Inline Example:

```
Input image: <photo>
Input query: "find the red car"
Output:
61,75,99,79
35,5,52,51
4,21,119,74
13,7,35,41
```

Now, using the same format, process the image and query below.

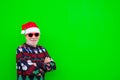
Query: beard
26,39,39,47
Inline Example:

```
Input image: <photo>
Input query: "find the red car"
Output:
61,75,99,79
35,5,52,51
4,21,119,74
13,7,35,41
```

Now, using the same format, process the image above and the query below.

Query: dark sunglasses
27,33,39,37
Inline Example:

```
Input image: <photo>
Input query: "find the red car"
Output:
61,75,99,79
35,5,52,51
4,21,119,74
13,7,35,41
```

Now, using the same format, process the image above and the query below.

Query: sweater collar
24,43,38,48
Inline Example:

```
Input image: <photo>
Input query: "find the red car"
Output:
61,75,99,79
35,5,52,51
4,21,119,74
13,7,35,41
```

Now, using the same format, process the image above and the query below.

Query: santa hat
21,22,40,34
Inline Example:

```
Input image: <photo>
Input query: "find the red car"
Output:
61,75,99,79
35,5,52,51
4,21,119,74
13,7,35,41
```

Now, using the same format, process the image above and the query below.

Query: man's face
25,32,40,46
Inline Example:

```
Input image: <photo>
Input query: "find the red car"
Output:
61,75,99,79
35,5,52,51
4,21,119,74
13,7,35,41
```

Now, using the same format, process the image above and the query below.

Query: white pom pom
21,30,25,34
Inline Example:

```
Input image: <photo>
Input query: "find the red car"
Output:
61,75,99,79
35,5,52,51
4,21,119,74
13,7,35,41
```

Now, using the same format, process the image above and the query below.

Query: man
16,22,56,80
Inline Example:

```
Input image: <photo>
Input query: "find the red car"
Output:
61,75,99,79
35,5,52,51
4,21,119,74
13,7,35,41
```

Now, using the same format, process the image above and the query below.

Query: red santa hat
21,22,40,34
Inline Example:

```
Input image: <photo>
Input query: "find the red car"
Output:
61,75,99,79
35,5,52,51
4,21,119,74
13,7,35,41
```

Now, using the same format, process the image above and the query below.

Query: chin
32,41,38,45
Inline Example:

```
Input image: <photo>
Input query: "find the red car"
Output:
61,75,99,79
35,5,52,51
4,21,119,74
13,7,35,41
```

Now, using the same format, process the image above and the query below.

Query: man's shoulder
37,45,46,49
17,43,25,49
37,45,48,52
16,43,29,54
16,43,26,52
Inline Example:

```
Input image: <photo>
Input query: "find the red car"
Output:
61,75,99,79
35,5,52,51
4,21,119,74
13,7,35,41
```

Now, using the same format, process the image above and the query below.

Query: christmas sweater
16,43,56,80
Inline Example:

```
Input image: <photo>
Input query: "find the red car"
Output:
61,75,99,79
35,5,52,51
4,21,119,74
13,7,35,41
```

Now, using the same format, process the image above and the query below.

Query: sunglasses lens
28,33,33,37
35,33,39,37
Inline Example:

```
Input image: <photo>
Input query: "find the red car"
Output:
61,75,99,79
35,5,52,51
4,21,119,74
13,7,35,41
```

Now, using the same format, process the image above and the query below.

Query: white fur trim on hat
21,27,40,34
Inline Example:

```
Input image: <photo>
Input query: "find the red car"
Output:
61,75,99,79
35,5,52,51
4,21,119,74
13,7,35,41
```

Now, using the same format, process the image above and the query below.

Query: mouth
30,39,37,42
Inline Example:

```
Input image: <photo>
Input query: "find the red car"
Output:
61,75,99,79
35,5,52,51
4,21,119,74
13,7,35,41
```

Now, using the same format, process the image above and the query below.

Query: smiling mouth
30,39,37,41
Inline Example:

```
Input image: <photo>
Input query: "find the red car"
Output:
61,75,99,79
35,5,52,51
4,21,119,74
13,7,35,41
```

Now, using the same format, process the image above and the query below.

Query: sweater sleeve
42,47,56,72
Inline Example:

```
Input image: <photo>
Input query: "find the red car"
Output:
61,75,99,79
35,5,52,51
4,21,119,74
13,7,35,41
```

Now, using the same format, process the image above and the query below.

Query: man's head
21,22,40,47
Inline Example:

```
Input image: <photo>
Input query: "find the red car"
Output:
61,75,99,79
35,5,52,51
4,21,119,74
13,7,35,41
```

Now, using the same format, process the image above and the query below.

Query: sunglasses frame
26,33,40,37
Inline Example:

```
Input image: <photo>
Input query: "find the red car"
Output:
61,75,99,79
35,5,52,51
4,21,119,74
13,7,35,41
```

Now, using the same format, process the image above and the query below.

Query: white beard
26,40,39,47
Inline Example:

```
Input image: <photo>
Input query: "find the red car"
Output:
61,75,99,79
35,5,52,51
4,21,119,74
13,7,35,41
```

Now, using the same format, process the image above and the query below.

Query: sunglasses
27,33,39,37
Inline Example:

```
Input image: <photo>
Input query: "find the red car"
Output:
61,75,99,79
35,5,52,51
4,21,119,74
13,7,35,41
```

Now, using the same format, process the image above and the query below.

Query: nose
32,35,36,38
32,35,35,38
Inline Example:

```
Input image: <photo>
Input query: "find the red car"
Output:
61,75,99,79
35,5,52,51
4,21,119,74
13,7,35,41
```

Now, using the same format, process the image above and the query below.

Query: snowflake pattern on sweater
16,43,56,80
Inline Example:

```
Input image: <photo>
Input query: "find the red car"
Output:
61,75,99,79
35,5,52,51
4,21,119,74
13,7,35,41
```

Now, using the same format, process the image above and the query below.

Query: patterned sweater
16,43,56,80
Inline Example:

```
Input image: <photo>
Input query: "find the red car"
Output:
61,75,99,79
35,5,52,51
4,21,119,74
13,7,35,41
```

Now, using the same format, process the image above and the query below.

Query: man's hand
44,57,51,64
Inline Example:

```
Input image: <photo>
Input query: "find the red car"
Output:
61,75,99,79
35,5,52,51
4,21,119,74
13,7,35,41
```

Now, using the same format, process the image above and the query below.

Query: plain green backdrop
0,0,120,80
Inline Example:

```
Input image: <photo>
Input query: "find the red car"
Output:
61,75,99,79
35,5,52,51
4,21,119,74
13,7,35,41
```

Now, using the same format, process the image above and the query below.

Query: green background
0,0,120,80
